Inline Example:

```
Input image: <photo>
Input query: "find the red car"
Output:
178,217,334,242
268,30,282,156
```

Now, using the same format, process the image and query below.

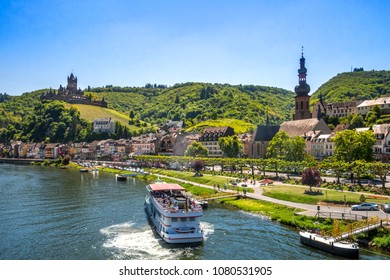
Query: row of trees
135,154,390,193
183,128,376,167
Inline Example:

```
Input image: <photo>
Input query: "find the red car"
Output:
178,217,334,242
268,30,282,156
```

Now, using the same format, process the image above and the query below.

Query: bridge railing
316,211,367,221
325,217,389,241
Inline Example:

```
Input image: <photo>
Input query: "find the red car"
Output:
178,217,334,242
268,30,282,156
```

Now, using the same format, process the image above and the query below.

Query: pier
333,218,389,241
320,217,390,242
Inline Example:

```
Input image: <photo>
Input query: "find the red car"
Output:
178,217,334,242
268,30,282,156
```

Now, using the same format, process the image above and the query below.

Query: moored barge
299,231,359,258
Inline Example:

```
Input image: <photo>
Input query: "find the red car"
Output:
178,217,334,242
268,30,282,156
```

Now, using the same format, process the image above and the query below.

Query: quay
0,158,53,165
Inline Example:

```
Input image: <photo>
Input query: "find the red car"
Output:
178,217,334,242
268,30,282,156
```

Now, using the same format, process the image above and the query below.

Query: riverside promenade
152,173,389,220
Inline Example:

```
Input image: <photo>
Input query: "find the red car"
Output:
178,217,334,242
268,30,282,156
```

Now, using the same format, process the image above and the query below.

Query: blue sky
1,0,390,95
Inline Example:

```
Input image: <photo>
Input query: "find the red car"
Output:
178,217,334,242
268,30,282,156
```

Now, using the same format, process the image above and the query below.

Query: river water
0,164,388,260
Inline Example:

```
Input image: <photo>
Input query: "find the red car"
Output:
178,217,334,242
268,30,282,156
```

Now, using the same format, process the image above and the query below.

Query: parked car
381,204,390,213
351,203,379,211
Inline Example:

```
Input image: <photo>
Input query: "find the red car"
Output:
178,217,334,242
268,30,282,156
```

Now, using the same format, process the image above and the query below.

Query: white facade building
356,97,390,116
93,117,115,134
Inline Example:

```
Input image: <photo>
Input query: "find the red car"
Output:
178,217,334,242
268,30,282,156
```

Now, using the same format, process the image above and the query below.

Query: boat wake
100,221,214,260
201,221,214,241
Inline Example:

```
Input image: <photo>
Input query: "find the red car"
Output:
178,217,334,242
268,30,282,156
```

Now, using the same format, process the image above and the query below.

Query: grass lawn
262,185,390,205
219,197,342,232
64,104,139,130
148,168,254,193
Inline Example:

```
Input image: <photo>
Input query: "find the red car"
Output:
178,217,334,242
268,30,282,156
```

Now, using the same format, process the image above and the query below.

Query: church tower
293,48,312,120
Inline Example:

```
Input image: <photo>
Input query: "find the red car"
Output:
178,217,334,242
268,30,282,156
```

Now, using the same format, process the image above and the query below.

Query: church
280,49,331,137
249,49,331,158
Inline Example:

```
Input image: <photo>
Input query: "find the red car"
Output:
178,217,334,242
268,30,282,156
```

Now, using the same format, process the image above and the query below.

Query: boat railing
152,196,202,213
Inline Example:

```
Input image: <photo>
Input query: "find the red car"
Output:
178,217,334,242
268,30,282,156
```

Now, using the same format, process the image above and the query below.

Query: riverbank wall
0,158,53,165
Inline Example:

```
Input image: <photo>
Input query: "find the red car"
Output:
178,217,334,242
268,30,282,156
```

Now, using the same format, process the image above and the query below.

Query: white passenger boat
144,182,204,244
299,231,359,258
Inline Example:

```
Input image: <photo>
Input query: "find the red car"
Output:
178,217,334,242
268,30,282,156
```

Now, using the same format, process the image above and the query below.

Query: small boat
144,182,204,244
80,168,89,173
196,200,208,209
299,231,359,258
116,174,127,181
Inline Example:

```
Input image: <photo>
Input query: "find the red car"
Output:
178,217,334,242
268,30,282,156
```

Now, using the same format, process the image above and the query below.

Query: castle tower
67,73,78,94
293,48,312,120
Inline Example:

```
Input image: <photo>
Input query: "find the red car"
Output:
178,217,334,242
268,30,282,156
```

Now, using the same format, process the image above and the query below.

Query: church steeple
293,47,312,120
294,47,311,96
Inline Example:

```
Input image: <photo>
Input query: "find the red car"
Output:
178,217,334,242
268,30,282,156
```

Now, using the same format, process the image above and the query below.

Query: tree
334,129,375,162
268,158,282,178
371,161,390,193
285,136,306,163
266,130,289,159
256,158,267,177
218,135,243,158
184,141,209,157
193,160,205,175
267,131,305,164
365,105,381,126
351,160,368,186
349,114,365,129
129,110,135,119
320,156,349,184
301,168,322,192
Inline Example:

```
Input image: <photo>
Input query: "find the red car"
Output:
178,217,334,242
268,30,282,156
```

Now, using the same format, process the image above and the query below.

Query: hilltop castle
41,73,107,108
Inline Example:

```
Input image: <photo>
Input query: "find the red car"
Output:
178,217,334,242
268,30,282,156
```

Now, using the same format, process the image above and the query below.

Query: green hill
311,70,390,104
90,82,295,127
0,83,295,142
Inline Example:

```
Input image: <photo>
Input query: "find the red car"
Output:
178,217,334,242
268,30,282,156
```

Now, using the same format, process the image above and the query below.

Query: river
0,164,388,260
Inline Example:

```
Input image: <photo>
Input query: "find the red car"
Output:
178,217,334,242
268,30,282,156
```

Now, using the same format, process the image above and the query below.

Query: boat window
180,218,187,222
190,217,195,221
171,218,178,222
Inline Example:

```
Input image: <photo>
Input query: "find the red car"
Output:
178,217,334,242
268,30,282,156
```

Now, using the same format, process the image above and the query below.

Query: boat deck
151,192,203,214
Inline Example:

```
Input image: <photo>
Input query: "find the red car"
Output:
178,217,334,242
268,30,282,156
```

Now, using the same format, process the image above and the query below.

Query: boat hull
116,174,127,181
299,232,359,259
